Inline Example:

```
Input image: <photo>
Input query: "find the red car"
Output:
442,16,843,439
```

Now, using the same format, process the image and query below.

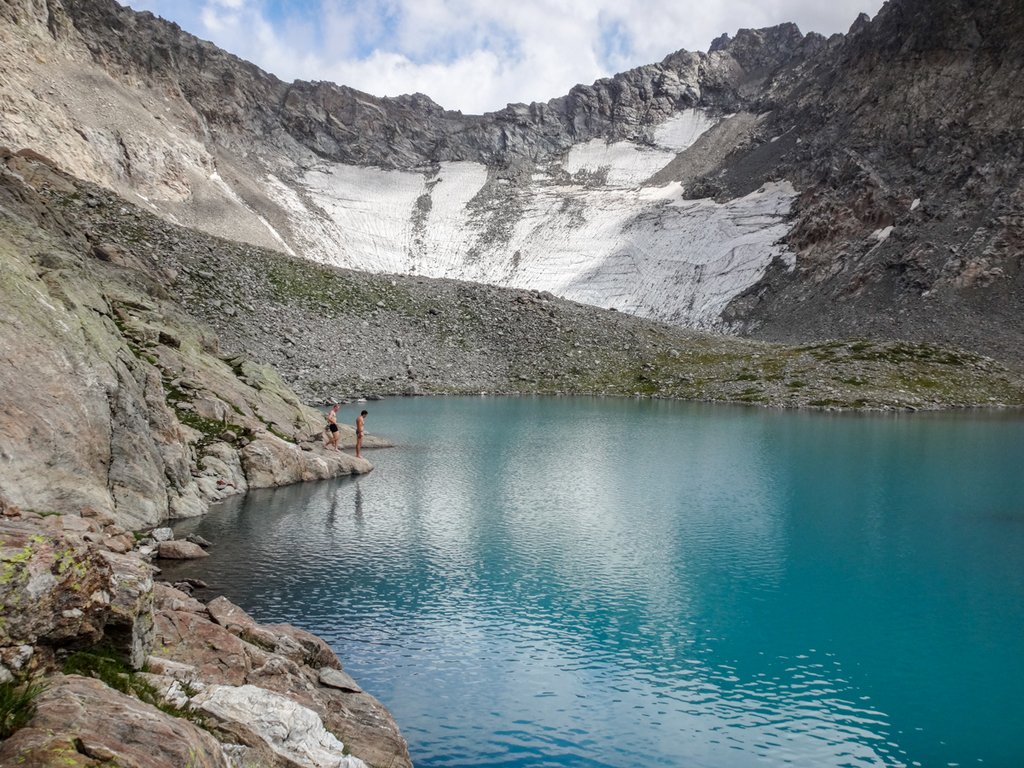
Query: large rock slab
242,434,372,489
0,519,112,656
0,674,228,768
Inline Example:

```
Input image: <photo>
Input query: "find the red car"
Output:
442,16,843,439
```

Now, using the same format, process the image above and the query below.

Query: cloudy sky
120,0,884,114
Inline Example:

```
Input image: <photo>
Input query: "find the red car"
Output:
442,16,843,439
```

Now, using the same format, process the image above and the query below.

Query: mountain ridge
1,0,1021,365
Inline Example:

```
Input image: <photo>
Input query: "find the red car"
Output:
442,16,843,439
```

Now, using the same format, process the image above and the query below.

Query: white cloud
120,0,884,113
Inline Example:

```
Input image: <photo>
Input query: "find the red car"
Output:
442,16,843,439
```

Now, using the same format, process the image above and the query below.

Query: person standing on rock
325,405,340,450
355,410,367,458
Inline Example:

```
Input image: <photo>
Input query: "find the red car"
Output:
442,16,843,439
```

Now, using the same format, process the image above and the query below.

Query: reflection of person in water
325,405,340,450
327,487,341,527
354,484,364,520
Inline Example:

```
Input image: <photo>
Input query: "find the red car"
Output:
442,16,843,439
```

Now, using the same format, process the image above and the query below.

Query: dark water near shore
168,398,1024,768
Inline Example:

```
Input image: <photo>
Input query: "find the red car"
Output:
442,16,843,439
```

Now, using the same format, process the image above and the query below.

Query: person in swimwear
355,410,367,458
325,405,340,450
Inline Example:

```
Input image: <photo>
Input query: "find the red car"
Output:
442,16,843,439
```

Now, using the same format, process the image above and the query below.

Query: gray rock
151,527,174,542
192,684,369,768
319,666,363,693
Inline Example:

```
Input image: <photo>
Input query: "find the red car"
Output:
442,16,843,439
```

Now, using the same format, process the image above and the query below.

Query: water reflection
167,399,1024,768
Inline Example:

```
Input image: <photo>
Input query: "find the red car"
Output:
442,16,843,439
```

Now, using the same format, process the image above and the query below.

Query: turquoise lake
167,397,1024,768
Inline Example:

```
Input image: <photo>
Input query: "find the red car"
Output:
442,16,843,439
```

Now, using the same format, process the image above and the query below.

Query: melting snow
263,108,797,328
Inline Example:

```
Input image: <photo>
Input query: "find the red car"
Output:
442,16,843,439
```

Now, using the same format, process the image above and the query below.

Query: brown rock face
1,517,411,768
0,674,228,768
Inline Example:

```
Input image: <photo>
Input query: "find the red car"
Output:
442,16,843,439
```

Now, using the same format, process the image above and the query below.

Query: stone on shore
157,540,210,559
319,666,363,693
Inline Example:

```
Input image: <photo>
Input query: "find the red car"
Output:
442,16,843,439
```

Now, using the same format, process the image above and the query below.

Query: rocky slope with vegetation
2,150,1008,414
0,149,405,766
0,148,376,531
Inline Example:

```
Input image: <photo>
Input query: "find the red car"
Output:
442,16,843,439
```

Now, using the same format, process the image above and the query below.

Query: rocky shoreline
0,500,410,767
0,149,407,766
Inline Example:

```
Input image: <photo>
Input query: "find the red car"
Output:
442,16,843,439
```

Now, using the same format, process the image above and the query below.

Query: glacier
268,110,796,329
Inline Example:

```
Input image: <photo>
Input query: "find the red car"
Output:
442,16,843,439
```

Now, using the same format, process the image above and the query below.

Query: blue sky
120,0,885,114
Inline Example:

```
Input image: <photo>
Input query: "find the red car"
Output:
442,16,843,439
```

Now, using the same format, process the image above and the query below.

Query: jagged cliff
721,0,1024,362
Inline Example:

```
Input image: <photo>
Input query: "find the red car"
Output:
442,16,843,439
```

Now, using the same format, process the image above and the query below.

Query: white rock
192,684,369,768
151,527,174,542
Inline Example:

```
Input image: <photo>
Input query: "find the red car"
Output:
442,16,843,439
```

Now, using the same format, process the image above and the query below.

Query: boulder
156,540,209,559
191,684,368,768
153,608,256,687
99,551,155,670
153,582,207,614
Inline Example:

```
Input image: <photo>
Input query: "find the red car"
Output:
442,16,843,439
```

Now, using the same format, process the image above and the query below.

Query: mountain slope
0,0,819,330
1,0,1021,366
721,0,1024,362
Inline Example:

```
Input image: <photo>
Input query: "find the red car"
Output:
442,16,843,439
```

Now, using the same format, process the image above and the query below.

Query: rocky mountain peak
1,0,1020,366
707,22,809,71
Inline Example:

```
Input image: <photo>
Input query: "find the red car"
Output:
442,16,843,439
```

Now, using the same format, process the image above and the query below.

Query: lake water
167,397,1024,768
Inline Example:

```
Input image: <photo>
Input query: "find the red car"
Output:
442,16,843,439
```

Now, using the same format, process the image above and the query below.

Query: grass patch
0,679,47,738
62,647,206,725
62,647,138,694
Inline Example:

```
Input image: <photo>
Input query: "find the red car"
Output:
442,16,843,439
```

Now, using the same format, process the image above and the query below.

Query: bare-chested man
325,405,340,450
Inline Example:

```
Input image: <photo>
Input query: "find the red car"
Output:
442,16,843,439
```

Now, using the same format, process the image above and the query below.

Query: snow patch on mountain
267,108,795,328
563,110,721,187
